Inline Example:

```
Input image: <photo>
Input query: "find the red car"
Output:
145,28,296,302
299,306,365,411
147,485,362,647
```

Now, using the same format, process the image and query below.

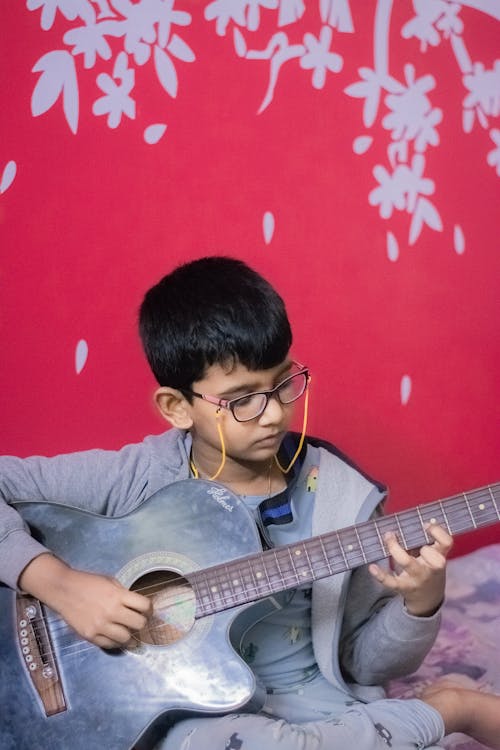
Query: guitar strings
19,488,499,663
21,490,496,660
30,489,500,645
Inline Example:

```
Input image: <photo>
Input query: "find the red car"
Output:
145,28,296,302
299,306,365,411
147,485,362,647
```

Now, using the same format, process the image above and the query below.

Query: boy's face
187,358,299,467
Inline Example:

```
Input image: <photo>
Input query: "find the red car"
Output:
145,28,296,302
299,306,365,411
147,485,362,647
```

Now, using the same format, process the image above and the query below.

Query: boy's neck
189,448,286,497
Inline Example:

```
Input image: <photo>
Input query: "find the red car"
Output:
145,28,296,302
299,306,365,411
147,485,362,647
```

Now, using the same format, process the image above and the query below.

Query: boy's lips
253,432,283,448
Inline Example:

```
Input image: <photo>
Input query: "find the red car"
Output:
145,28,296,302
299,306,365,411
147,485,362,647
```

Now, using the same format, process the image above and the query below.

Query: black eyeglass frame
180,362,310,423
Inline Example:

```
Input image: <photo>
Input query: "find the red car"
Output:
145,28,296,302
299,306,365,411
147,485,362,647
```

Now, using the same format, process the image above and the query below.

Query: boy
0,256,499,749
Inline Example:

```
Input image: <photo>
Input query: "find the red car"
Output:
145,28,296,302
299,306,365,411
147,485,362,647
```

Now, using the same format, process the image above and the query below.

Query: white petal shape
154,46,178,98
400,374,412,406
263,211,275,244
75,339,88,374
233,28,247,57
0,161,17,194
353,135,373,154
144,123,167,144
386,231,399,261
454,224,465,255
32,50,79,133
167,34,196,63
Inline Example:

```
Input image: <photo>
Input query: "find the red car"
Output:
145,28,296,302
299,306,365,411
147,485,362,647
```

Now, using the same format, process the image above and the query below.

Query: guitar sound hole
130,570,195,647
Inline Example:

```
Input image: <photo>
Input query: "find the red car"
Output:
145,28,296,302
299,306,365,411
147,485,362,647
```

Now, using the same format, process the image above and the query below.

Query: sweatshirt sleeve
339,563,441,685
0,443,153,589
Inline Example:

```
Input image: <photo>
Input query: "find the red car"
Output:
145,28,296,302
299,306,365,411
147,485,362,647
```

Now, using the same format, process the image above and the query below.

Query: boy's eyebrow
219,362,293,398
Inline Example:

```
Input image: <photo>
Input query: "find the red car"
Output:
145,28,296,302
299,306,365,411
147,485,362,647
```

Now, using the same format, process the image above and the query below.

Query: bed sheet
388,543,500,749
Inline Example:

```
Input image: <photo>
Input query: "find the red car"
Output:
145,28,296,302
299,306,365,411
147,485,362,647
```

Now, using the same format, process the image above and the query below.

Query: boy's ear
154,387,193,429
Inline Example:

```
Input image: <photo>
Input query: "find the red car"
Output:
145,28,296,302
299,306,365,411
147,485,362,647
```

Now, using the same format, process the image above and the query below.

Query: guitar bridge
16,593,67,716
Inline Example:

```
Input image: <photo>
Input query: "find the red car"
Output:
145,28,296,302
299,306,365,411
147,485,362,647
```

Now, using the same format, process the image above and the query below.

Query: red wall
1,2,498,556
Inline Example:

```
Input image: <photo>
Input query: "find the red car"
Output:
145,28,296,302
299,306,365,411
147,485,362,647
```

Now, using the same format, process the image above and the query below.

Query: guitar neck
189,483,500,619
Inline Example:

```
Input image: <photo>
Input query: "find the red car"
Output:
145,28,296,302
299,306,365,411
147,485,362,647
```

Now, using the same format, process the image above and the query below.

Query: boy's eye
234,393,259,408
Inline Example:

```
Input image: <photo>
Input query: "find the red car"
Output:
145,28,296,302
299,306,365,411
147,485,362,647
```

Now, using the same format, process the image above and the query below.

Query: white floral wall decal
344,0,499,253
27,0,195,137
202,0,499,254
25,1,499,251
0,161,17,195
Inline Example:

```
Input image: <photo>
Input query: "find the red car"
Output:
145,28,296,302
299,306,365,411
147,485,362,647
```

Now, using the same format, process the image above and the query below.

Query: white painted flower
278,0,305,27
344,66,384,128
369,164,407,219
26,0,87,31
319,0,354,33
369,154,434,219
204,0,278,37
63,20,113,69
435,2,463,38
383,64,441,152
463,61,500,132
93,51,135,128
105,0,160,65
300,26,343,89
401,0,449,52
487,128,500,176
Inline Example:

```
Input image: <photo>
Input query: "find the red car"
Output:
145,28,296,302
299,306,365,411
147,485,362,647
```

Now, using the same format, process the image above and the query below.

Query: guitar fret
463,492,477,528
273,548,285,589
354,527,367,563
438,501,452,534
489,486,500,518
394,514,407,548
416,506,430,544
303,543,314,582
373,519,387,556
287,547,300,585
318,535,334,575
336,531,349,568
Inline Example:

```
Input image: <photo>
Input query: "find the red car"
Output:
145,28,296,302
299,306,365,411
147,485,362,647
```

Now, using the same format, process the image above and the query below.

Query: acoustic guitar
0,478,498,749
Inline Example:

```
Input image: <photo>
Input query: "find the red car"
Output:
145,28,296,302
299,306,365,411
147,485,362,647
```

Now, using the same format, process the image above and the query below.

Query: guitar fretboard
188,483,499,619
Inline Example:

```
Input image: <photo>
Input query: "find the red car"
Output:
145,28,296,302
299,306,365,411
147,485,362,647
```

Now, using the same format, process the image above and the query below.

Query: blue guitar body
0,480,264,750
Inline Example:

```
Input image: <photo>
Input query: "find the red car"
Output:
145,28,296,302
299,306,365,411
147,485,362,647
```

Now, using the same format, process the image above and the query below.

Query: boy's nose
258,393,285,425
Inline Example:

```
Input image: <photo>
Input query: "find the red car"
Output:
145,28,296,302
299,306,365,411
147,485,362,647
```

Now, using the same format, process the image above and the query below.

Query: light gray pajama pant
157,678,445,750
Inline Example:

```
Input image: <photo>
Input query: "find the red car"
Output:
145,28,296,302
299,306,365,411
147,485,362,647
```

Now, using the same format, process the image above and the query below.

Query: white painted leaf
462,108,474,133
400,374,412,405
154,46,178,98
409,205,423,245
419,197,443,232
144,123,167,144
233,27,247,57
353,135,372,154
454,224,465,255
386,231,399,261
167,34,195,63
75,339,88,374
31,50,79,133
263,211,275,244
0,161,17,194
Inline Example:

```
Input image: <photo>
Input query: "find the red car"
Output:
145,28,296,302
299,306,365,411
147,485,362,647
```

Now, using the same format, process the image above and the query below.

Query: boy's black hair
139,256,293,388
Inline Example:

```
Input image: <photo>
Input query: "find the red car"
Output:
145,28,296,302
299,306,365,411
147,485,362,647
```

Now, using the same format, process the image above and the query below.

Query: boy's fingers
384,532,415,568
425,523,454,554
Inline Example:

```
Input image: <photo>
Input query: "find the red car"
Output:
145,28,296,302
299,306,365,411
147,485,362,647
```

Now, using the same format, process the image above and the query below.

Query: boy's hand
368,523,453,617
19,554,152,648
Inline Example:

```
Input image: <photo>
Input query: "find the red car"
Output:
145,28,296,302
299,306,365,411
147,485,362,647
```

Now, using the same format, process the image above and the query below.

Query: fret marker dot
233,579,240,586
211,586,218,593
301,571,307,576
479,504,485,510
430,518,437,524
295,549,302,555
347,544,354,551
256,571,263,579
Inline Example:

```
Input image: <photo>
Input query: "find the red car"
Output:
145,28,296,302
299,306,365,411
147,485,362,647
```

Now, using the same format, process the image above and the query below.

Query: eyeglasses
182,363,310,422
